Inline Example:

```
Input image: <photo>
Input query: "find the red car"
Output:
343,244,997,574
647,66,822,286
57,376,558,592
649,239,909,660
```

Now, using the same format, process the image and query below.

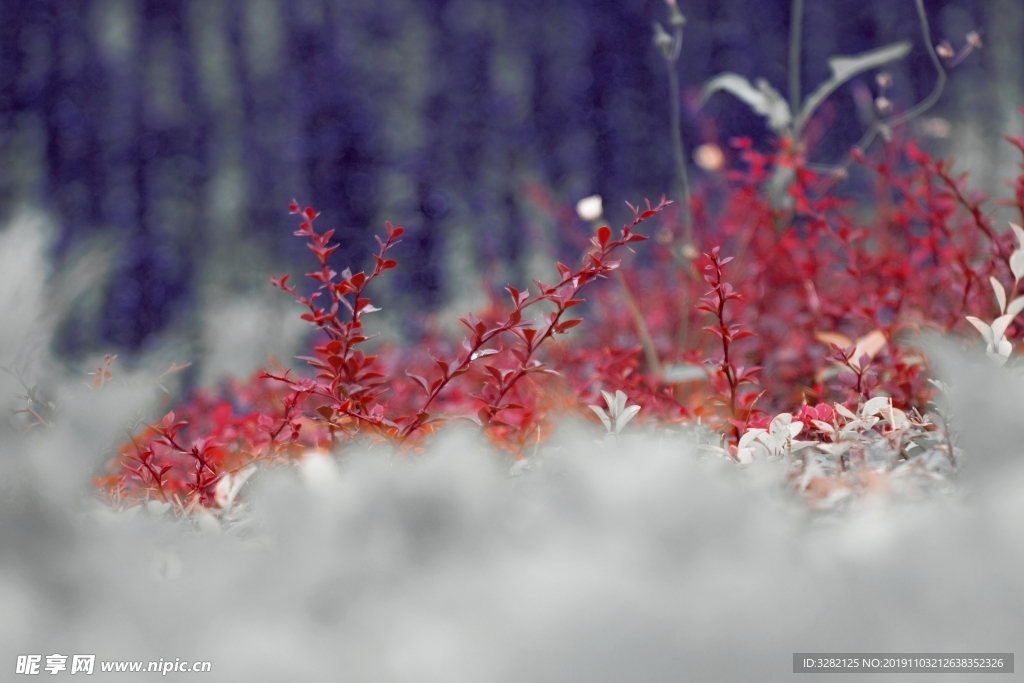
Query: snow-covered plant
731,396,953,508
701,41,911,140
965,222,1024,366
589,389,641,436
736,412,809,463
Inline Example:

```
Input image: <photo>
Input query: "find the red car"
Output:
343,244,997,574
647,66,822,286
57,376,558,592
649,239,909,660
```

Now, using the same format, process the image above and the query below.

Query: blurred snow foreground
2,221,1023,682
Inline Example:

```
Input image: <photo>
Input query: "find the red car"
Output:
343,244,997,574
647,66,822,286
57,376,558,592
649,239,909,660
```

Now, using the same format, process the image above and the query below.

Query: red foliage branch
261,196,668,449
696,247,761,440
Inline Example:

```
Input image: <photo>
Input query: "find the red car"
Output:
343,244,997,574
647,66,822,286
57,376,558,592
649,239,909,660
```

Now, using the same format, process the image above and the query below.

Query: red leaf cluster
98,119,1024,505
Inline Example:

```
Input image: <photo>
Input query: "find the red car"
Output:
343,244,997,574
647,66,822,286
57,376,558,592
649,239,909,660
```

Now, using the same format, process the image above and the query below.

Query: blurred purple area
0,0,1010,366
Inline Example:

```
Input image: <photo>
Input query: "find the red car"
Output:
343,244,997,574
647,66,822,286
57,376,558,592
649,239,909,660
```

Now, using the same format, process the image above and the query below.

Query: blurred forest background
1,0,1021,388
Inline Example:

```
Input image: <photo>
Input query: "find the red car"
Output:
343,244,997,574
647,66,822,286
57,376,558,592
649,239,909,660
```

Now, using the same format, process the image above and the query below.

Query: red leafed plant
97,197,667,504
96,108,1024,509
261,198,662,449
695,247,761,440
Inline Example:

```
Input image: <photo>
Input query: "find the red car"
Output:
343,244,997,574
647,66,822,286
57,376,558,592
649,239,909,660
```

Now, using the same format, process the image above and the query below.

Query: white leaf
788,421,804,438
991,276,1007,314
1011,250,1024,282
834,403,857,420
588,404,612,432
613,390,628,418
1011,222,1024,250
225,466,256,508
700,73,792,132
799,41,912,129
997,338,1013,358
841,419,866,433
990,313,1015,342
750,441,772,460
739,428,767,450
861,396,891,418
841,416,879,436
790,440,819,451
615,404,641,433
214,475,233,508
701,73,764,108
811,419,835,434
965,316,994,345
769,413,793,437
735,447,754,465
1007,296,1024,318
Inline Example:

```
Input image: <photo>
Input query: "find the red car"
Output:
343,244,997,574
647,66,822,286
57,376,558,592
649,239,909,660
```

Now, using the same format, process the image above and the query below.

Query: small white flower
575,195,604,222
694,143,724,172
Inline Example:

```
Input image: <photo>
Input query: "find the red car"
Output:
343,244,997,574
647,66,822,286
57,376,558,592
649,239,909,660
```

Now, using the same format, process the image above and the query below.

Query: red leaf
506,285,525,309
597,225,611,247
458,314,479,334
556,318,583,333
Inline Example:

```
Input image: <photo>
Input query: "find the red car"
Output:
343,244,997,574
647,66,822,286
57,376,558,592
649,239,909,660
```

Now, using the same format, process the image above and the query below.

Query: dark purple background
0,0,1003,365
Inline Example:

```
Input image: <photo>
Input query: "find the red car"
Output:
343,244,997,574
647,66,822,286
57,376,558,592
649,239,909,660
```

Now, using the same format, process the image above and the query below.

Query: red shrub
98,122,1024,505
